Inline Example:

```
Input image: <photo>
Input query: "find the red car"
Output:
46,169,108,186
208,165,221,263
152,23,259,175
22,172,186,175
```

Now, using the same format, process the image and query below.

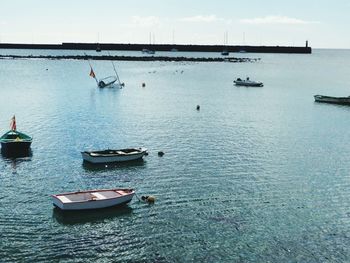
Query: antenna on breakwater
223,31,228,45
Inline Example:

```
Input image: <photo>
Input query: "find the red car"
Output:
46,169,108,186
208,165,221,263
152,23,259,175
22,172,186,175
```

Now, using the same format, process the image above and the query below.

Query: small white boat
52,188,135,210
81,147,148,164
234,77,263,87
98,76,118,88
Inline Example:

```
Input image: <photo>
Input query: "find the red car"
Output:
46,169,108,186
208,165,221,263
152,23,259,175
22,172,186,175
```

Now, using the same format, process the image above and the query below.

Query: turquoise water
1,49,350,262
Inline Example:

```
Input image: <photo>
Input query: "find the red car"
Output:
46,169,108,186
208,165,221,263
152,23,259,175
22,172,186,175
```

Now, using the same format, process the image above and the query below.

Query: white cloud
128,16,161,27
239,16,320,25
179,15,224,23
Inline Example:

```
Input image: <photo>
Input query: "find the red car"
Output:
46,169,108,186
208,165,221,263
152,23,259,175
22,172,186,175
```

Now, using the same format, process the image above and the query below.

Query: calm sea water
1,49,350,262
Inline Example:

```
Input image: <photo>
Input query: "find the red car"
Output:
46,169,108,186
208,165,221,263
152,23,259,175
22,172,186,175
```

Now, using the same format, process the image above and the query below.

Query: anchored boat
81,147,148,164
0,116,32,155
314,95,350,105
88,55,124,88
52,188,135,210
234,77,263,87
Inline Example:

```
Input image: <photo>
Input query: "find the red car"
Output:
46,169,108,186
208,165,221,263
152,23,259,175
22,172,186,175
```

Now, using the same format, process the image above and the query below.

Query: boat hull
81,148,147,164
234,81,263,87
1,141,32,155
98,79,117,88
52,189,134,210
314,95,350,105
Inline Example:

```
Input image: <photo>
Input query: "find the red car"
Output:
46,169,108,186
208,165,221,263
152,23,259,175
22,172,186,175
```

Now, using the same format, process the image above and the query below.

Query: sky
0,0,349,48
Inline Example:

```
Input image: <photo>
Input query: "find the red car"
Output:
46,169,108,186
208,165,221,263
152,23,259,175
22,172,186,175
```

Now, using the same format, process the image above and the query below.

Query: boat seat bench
91,193,108,200
57,195,73,203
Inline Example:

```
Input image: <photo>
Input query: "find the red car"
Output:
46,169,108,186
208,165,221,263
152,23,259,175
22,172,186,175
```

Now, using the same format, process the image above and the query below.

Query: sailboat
221,31,229,56
88,58,124,88
96,43,101,52
141,32,156,55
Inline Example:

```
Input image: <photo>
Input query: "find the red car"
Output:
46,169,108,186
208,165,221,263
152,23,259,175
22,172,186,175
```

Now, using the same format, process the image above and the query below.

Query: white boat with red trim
52,188,135,210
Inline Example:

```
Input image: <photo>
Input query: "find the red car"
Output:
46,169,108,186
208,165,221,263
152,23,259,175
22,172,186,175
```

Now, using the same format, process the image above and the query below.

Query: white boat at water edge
81,147,148,163
97,76,120,88
234,77,263,87
52,188,135,210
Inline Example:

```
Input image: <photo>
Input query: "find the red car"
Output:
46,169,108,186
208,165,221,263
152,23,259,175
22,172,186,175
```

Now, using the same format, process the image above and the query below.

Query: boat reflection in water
52,205,133,225
1,149,32,174
82,158,146,171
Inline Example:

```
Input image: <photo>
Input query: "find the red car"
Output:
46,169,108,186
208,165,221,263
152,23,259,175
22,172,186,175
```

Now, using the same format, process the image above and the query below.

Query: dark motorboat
0,116,32,155
221,50,229,56
96,43,101,52
234,77,263,87
314,95,350,105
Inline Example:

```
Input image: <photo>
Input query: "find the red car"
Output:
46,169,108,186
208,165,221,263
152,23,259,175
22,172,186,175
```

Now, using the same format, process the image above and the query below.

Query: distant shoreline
0,42,312,54
0,54,261,63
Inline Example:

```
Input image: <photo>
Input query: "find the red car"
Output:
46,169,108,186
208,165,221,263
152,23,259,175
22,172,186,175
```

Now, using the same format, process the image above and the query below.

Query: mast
108,51,122,86
112,62,122,86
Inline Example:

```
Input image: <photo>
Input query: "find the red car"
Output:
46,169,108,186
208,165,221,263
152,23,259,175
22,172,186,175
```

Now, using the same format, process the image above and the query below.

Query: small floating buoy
142,82,146,87
141,195,156,203
196,105,200,111
158,151,164,157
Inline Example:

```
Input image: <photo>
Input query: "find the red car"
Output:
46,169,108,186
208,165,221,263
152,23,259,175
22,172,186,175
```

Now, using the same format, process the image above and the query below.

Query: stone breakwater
0,54,261,63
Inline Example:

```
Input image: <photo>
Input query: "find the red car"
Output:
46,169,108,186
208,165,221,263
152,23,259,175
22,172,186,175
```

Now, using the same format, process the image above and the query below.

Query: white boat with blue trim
234,77,263,87
81,147,148,163
52,188,135,210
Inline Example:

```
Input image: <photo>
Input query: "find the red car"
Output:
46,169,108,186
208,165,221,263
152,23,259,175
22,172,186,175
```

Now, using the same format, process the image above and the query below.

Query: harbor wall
0,42,312,54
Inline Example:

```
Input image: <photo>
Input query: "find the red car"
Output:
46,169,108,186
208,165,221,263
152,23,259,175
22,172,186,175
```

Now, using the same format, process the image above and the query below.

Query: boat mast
108,51,122,86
